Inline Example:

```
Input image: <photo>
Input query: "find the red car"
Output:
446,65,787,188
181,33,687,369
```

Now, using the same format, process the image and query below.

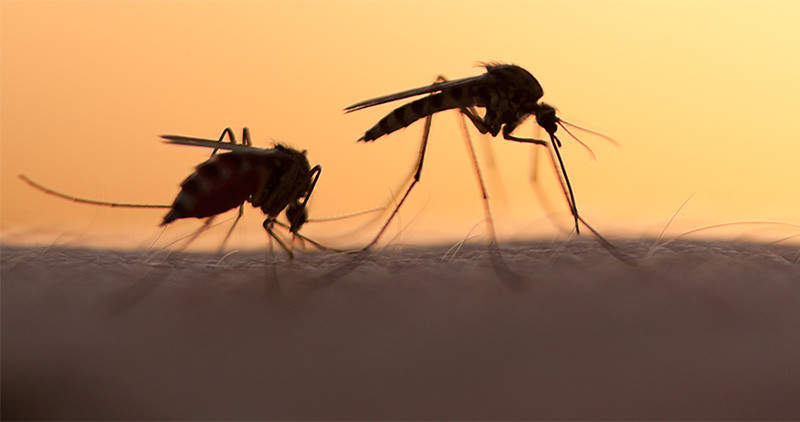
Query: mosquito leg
502,132,548,147
217,204,245,252
178,216,216,251
504,123,579,235
548,135,580,234
300,166,321,210
526,134,572,233
210,127,237,158
530,141,542,183
458,106,494,135
541,135,632,263
263,219,294,259
455,105,498,244
241,127,252,146
360,111,433,251
272,220,348,253
425,75,500,244
189,126,251,251
578,215,636,266
288,165,321,232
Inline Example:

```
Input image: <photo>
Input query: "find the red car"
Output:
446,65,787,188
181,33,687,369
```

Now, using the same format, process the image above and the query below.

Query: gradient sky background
2,0,799,251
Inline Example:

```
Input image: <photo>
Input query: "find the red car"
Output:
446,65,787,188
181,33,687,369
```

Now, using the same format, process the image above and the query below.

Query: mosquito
20,127,340,258
345,62,616,251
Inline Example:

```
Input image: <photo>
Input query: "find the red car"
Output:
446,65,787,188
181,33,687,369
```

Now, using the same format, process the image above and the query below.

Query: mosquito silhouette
20,127,349,258
345,62,617,251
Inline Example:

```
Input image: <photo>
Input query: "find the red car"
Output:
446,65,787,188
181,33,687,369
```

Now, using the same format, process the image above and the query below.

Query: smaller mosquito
21,127,337,258
345,62,616,250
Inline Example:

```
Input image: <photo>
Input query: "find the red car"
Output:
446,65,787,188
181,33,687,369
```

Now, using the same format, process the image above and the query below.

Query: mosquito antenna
20,175,171,209
557,122,597,161
549,134,580,234
559,119,621,147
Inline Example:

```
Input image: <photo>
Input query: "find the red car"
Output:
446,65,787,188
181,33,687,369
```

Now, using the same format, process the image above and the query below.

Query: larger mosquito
21,127,336,258
345,62,612,249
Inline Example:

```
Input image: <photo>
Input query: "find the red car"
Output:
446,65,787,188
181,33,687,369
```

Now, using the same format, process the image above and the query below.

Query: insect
345,62,614,250
20,127,335,258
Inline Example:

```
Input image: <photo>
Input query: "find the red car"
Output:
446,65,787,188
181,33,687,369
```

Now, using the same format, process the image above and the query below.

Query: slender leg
458,106,496,136
218,204,244,252
526,127,567,230
178,216,216,251
211,127,253,250
455,103,498,244
360,74,506,251
210,127,236,157
263,219,294,259
241,127,252,146
501,121,548,146
501,120,580,235
544,137,634,264
435,85,526,287
210,126,251,157
209,127,252,251
359,111,433,251
271,220,348,253
548,133,580,234
299,166,321,211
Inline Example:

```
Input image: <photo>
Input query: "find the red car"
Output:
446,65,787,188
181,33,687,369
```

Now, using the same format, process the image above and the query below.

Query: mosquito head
286,201,309,233
534,102,560,135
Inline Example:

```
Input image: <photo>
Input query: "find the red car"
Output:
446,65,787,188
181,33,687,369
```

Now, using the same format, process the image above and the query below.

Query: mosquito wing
344,74,486,113
161,135,271,154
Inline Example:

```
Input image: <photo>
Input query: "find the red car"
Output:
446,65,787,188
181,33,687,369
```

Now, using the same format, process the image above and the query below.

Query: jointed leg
263,219,294,259
548,134,580,234
543,136,634,263
178,216,216,251
207,127,254,252
502,122,579,235
436,75,501,244
297,166,321,217
218,204,245,252
211,127,252,157
455,106,498,244
273,220,348,253
359,111,433,251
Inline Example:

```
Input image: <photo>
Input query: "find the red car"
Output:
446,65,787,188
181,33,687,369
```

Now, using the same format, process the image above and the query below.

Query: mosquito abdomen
360,89,478,142
161,152,260,225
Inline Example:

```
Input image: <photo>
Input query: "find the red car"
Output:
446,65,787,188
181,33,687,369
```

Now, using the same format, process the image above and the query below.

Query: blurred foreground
2,240,799,419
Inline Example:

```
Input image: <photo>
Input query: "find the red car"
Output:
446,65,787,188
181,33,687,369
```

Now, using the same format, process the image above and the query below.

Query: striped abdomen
161,152,261,225
360,87,483,142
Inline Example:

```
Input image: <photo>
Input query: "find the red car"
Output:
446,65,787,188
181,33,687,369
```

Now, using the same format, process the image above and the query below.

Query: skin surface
2,240,799,420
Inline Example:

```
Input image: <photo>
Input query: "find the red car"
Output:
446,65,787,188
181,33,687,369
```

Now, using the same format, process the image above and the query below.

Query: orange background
2,1,799,250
